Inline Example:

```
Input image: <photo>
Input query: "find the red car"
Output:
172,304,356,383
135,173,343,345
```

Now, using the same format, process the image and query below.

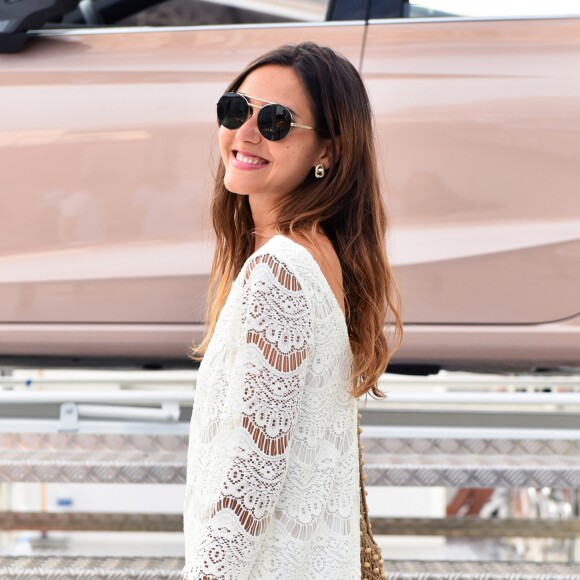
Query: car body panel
364,16,580,324
1,12,579,372
2,311,579,371
0,23,365,325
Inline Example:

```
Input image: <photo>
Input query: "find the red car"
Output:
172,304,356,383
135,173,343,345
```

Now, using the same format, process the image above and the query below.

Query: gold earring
315,163,325,179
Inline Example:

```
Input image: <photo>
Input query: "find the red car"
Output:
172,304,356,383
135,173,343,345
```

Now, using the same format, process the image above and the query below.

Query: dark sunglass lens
257,104,291,141
217,93,248,129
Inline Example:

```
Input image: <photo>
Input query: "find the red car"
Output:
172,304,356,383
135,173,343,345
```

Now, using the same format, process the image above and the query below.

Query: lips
231,150,269,169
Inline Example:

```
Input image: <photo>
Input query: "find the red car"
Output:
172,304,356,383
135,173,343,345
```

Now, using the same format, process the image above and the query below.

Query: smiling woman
219,65,332,201
182,41,402,580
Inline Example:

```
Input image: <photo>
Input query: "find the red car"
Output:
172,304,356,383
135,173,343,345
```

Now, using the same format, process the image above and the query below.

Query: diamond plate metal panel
383,559,580,579
0,450,185,483
2,432,580,486
0,433,189,453
6,433,580,456
363,437,580,456
365,460,580,488
2,557,580,579
0,556,182,579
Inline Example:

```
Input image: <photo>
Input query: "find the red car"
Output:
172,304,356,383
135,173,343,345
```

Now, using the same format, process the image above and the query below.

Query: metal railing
1,369,579,577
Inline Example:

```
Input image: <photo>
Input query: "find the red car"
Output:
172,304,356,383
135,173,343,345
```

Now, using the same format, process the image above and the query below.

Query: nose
234,107,261,144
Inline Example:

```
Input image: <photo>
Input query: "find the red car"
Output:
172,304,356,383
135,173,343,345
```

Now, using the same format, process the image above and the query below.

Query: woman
183,41,403,580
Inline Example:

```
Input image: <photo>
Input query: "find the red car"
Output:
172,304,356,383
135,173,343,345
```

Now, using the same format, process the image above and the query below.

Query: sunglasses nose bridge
244,101,257,124
233,101,263,141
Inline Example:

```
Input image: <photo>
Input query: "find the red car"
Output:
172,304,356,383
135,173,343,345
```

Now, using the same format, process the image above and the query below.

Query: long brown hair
190,42,403,399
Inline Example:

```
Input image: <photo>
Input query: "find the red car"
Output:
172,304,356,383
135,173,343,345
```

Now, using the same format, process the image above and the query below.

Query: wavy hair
189,42,403,399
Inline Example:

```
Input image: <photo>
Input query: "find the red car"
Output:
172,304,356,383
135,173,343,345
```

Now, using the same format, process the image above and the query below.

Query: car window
3,0,335,54
405,0,580,18
115,0,330,26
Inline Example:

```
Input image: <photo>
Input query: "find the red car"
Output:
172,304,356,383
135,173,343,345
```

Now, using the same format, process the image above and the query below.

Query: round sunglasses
216,92,316,142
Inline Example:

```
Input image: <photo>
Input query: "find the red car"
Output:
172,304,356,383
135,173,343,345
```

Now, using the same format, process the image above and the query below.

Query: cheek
285,143,312,165
219,128,232,162
275,146,315,187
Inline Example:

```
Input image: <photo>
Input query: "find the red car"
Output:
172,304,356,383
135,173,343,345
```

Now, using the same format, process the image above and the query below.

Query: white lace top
182,234,360,580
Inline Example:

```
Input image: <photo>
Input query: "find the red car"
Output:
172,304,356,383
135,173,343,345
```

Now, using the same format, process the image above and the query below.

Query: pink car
1,1,579,375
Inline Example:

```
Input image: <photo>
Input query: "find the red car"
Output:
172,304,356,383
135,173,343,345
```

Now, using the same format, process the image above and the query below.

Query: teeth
236,152,266,165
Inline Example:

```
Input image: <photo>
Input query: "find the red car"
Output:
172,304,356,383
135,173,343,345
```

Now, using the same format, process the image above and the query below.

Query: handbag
358,413,386,579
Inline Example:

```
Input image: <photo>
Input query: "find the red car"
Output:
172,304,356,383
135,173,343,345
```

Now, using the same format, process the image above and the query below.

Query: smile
231,150,269,169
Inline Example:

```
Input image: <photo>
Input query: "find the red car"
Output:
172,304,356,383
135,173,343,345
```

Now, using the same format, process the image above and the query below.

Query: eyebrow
239,92,299,118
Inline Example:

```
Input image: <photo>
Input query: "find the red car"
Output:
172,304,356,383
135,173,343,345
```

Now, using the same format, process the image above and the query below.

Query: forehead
237,64,311,117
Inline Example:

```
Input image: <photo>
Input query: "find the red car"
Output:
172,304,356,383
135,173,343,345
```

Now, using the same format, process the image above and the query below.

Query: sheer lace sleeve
183,252,314,580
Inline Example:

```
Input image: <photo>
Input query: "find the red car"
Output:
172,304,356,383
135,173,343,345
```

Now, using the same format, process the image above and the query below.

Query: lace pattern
183,235,360,580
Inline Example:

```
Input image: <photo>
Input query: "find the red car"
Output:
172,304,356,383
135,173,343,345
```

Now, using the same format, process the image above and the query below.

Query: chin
224,180,244,195
224,175,258,196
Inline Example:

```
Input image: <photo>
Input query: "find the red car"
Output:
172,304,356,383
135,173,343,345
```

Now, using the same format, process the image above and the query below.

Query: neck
248,193,280,247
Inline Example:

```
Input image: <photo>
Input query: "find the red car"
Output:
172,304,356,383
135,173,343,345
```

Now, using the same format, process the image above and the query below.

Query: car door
0,1,365,351
362,1,580,324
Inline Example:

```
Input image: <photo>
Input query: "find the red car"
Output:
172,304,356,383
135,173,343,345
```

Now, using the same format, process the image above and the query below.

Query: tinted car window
93,0,329,27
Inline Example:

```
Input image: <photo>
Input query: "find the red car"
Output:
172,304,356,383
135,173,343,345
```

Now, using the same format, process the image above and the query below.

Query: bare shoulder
289,232,345,316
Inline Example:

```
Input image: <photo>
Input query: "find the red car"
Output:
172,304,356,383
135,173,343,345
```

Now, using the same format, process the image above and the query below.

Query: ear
317,135,342,170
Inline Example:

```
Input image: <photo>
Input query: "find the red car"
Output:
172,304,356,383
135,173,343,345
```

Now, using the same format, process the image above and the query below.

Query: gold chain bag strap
358,412,386,579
